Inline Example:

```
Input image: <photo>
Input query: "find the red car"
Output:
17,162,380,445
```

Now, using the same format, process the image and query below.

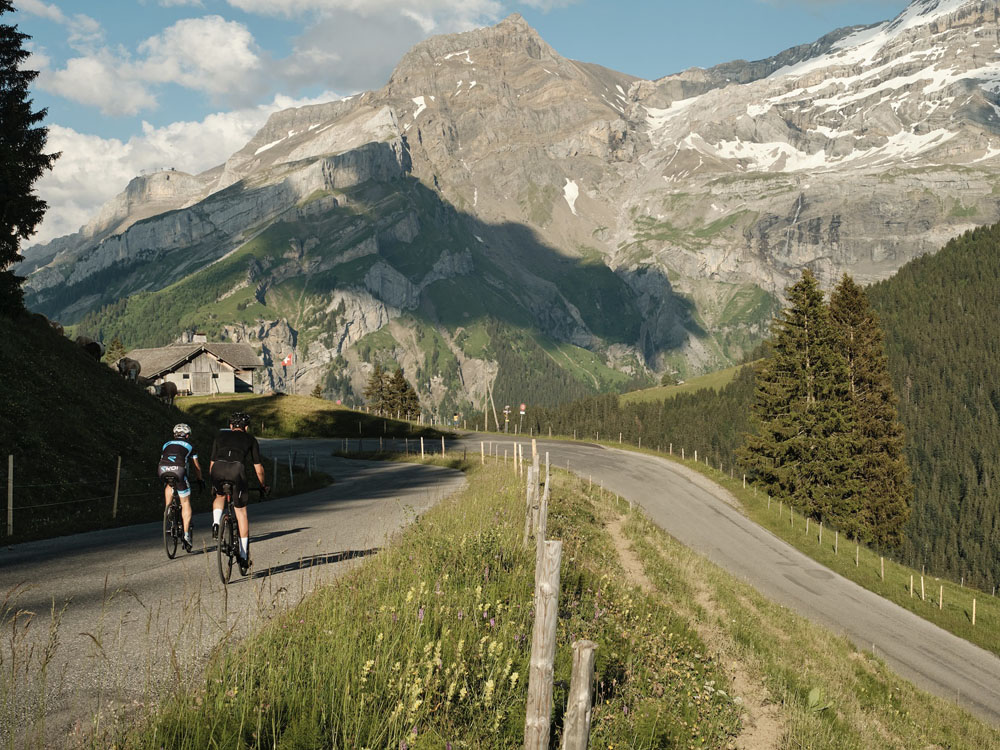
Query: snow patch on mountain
564,179,579,215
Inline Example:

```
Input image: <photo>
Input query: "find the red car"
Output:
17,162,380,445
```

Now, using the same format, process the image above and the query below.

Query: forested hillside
526,365,756,462
869,224,1000,590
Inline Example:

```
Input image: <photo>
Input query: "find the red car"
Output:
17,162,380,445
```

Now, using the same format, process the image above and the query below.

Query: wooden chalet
127,333,263,396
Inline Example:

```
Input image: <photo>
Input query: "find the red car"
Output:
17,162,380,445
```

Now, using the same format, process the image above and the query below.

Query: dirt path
606,515,787,749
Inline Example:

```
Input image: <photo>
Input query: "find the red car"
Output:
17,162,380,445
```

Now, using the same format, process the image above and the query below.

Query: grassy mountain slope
0,313,218,541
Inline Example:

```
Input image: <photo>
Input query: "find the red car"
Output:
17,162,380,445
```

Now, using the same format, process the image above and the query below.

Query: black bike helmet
229,411,251,429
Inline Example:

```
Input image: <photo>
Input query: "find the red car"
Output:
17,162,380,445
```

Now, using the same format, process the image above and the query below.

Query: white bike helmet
173,423,192,438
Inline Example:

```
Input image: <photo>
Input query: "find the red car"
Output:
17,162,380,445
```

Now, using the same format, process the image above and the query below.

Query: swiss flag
281,353,293,367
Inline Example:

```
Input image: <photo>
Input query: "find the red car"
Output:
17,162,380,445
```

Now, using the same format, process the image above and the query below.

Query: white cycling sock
213,509,222,525
240,537,249,556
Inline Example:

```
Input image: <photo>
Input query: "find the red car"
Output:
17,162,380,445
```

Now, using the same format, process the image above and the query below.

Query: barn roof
127,343,263,377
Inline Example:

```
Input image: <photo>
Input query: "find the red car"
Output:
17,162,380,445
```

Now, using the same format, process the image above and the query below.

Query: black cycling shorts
211,460,249,508
158,463,191,497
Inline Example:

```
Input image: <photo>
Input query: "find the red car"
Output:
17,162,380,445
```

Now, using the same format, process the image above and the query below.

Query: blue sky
12,0,909,245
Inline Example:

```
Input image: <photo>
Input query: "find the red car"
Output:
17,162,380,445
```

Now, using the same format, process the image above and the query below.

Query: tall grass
114,461,742,748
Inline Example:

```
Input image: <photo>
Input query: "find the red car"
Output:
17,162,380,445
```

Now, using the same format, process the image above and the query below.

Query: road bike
162,476,186,558
216,482,268,584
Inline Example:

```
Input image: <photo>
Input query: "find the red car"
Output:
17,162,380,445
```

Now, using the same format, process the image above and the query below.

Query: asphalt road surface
458,433,1000,727
0,439,464,747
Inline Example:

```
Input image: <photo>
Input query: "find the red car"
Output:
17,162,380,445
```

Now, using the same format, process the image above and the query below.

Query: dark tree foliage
868,223,1000,588
0,1,57,316
363,364,389,413
364,364,420,419
526,365,756,463
830,274,912,548
739,270,854,527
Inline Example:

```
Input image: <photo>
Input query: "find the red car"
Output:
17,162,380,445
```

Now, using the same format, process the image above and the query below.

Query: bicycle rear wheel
163,505,178,559
216,514,235,584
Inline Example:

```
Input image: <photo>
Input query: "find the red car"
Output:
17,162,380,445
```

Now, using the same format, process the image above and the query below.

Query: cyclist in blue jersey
157,423,205,551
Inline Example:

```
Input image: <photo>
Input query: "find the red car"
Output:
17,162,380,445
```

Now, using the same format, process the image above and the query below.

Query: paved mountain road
459,434,1000,727
0,440,464,747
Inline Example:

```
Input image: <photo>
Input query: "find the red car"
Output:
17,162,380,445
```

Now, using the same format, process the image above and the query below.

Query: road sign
519,403,526,415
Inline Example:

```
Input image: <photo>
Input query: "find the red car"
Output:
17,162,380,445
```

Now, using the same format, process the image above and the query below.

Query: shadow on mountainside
49,142,704,401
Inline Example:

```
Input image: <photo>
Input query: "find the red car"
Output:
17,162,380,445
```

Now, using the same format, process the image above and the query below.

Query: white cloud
40,53,156,116
137,16,263,99
18,0,65,23
30,91,343,245
226,0,502,20
159,0,204,6
36,15,263,115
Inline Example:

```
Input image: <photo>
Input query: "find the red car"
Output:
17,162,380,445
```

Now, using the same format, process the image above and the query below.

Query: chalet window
182,374,190,379
212,373,219,378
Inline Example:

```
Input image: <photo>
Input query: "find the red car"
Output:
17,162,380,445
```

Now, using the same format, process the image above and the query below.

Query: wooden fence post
939,585,943,609
881,557,884,581
7,454,12,536
819,521,823,545
835,530,838,554
524,540,562,750
681,448,684,460
669,443,672,455
973,598,977,626
112,455,122,518
560,640,597,750
420,437,425,460
855,542,859,567
806,517,810,536
921,575,925,601
481,441,485,465
524,466,536,548
694,449,697,462
441,435,445,456
910,575,914,598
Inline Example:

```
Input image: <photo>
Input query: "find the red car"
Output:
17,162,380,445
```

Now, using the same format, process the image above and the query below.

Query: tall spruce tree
0,1,57,316
830,274,912,548
740,270,854,524
363,364,388,413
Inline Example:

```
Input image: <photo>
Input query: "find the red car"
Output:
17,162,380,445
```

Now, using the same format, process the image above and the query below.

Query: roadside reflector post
420,437,425,460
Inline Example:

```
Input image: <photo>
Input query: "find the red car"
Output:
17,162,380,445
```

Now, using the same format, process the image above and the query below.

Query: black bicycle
215,482,268,583
162,476,184,559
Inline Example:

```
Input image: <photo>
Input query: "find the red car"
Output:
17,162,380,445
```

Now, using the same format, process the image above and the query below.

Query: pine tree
386,368,409,417
310,383,323,399
0,2,58,316
740,270,853,523
363,364,387,413
830,274,912,547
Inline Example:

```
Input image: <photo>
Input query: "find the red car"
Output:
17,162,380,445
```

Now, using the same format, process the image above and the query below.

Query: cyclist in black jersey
157,423,205,551
210,411,267,569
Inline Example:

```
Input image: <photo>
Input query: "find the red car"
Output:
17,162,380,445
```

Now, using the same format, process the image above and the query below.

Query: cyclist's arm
250,437,266,488
253,462,266,486
192,456,203,479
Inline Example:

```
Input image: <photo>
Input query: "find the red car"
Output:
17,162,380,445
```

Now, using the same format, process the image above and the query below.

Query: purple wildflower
418,607,424,623
458,610,463,620
490,618,495,628
392,612,398,623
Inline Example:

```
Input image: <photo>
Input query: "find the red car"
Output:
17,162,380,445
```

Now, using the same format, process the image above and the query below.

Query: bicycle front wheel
216,515,235,584
163,506,178,559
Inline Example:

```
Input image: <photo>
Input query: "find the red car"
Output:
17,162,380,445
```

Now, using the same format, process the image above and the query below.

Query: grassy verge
179,393,447,440
623,510,1000,748
109,460,743,749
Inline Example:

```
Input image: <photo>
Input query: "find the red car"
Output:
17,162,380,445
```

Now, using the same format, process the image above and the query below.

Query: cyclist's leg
232,478,250,560
175,473,193,533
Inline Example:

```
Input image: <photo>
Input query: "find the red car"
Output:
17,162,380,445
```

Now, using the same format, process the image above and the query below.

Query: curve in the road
459,434,1000,726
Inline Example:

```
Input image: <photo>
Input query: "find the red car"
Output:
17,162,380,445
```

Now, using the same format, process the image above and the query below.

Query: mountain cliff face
21,1,1000,413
